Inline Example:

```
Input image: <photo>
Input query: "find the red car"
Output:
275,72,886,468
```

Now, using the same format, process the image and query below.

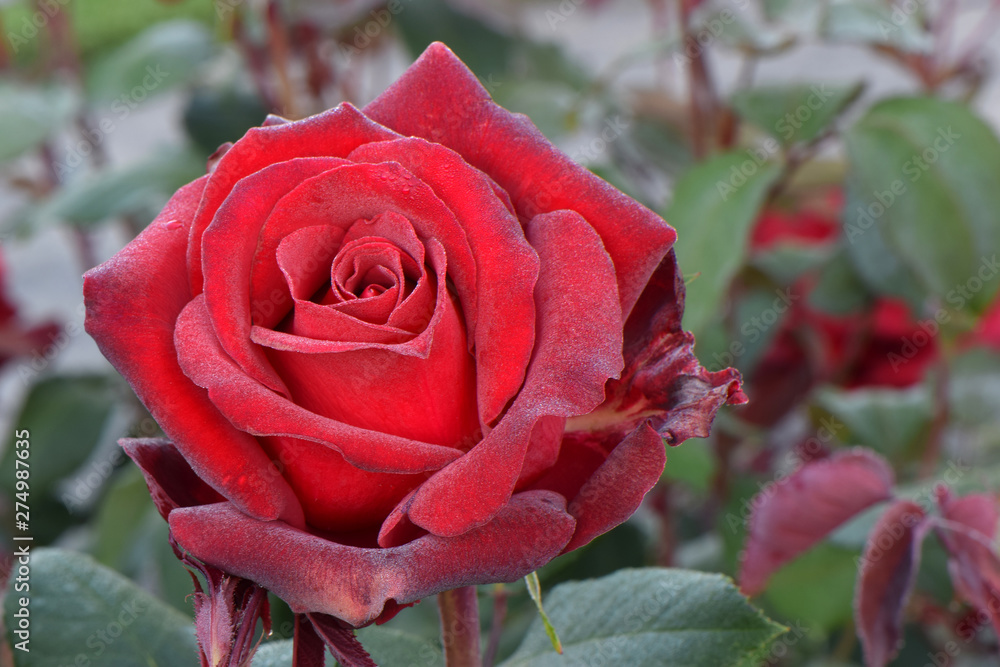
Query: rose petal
561,421,667,553
120,437,224,519
83,178,304,525
405,209,623,537
262,434,426,533
855,500,928,667
565,249,745,444
275,225,345,302
364,42,676,321
350,138,539,426
265,284,479,448
189,103,397,293
174,294,463,474
169,490,576,627
249,161,479,346
739,449,895,595
201,157,347,395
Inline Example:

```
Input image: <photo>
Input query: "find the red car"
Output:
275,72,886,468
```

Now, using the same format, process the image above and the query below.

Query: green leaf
4,548,198,665
254,625,444,667
353,625,445,666
666,152,783,339
0,376,116,498
0,84,75,162
750,243,837,286
728,286,793,376
85,20,215,103
807,249,871,315
252,640,302,667
707,10,793,54
394,0,514,80
183,84,269,154
662,438,716,493
948,348,1000,427
12,146,205,231
762,543,857,633
73,0,214,58
821,0,932,51
731,83,863,147
501,568,785,667
843,97,1000,314
813,384,932,457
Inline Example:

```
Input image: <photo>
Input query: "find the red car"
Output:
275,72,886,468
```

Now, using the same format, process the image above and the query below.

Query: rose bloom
84,43,742,628
741,193,1000,427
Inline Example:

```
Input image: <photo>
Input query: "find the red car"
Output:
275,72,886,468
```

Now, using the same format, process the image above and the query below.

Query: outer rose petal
563,251,744,449
856,500,928,667
739,449,895,595
83,178,304,526
120,438,224,519
170,491,576,627
364,42,676,321
404,210,623,537
560,422,666,552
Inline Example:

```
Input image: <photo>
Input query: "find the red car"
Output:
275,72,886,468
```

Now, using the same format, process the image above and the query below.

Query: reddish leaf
856,500,928,667
739,449,895,595
293,615,327,667
936,492,1000,638
307,614,377,667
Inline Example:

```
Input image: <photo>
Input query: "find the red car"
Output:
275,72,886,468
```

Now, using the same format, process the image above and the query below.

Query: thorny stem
439,586,482,667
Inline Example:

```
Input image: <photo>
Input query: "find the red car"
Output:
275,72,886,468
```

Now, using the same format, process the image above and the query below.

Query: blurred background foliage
0,0,999,664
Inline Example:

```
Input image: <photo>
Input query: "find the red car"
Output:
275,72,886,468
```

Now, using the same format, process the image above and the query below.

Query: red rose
741,193,944,425
84,43,742,628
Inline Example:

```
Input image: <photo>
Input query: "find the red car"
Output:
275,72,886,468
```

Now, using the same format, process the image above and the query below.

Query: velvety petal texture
84,40,742,637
